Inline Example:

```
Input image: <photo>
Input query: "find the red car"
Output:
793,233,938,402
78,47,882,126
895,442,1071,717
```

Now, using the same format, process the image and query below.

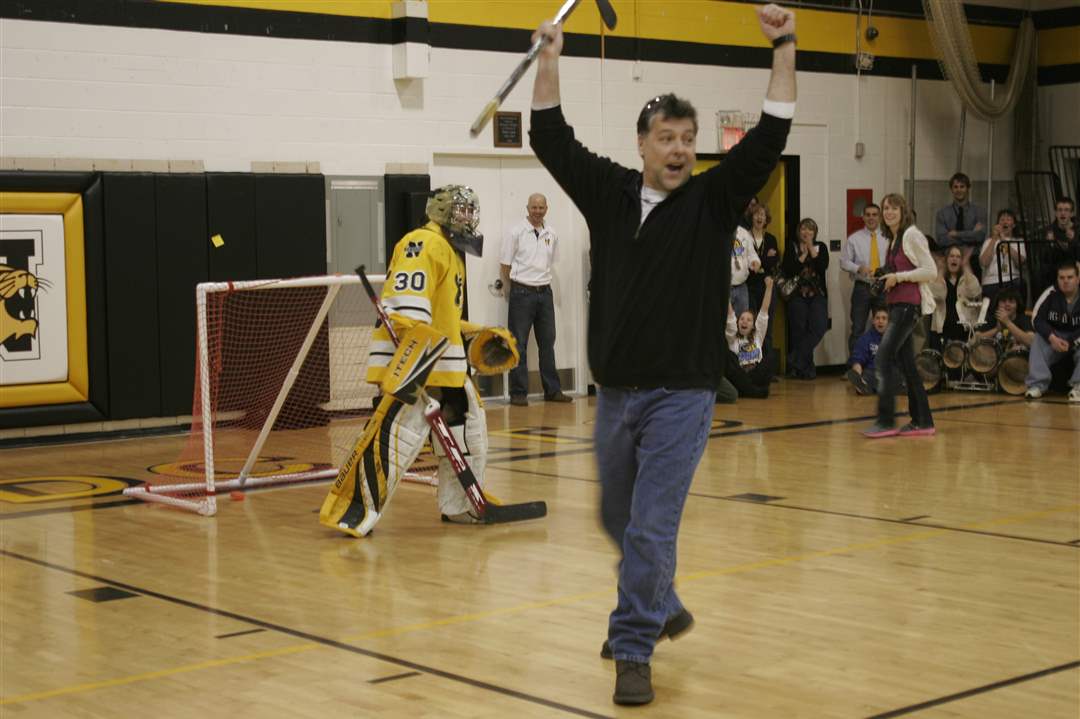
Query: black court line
898,515,930,522
497,467,1079,548
368,671,422,684
215,628,267,639
866,660,1080,718
709,398,1026,438
935,417,1080,433
0,549,612,719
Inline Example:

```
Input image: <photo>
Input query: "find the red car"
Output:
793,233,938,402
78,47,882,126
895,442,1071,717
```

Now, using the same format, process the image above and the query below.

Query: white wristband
762,99,796,119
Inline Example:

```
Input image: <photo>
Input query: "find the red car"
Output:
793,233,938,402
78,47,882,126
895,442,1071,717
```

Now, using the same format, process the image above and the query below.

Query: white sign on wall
0,214,69,385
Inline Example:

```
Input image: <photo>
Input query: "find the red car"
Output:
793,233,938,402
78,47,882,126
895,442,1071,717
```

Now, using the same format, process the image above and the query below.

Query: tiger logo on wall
0,264,42,349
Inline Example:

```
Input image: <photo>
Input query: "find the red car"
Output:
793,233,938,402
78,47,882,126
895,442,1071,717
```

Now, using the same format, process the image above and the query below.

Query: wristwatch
772,33,796,49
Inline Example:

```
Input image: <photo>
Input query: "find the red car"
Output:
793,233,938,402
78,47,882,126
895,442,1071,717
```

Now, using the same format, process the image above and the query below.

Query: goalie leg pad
319,393,429,536
380,323,450,405
435,381,488,519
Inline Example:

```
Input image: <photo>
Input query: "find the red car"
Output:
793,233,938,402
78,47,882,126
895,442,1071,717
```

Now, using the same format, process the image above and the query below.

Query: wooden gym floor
1,379,1078,718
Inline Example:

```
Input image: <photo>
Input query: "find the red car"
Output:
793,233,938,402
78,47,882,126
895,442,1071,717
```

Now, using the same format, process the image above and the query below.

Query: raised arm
760,4,796,104
531,21,563,109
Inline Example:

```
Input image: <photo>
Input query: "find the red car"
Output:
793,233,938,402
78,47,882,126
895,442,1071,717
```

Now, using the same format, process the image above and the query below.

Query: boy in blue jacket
847,307,889,395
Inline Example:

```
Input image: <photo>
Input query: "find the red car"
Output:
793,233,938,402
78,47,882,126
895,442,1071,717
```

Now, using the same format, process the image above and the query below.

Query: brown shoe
509,395,528,407
544,392,572,403
613,660,653,705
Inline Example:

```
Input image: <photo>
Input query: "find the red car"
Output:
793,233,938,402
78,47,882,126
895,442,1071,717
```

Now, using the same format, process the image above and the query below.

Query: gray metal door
328,178,385,275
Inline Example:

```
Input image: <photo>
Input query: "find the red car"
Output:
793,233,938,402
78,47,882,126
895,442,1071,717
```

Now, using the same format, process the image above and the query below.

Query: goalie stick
469,0,618,137
356,266,546,525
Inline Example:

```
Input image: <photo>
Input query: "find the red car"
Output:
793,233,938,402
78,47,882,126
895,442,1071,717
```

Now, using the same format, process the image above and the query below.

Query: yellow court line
4,502,1076,707
0,643,319,706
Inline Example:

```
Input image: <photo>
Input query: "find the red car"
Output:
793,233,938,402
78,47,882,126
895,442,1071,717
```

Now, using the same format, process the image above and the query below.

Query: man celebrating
529,2,795,706
840,202,889,352
500,193,571,406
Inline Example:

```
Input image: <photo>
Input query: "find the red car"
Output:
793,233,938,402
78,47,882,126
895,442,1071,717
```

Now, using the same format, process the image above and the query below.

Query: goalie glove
466,326,519,375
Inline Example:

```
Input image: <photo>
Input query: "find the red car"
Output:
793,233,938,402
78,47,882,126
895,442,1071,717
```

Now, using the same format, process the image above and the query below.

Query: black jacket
530,106,791,388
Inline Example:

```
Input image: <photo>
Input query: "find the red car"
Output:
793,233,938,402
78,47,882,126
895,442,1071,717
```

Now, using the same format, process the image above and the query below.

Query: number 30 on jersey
393,271,426,292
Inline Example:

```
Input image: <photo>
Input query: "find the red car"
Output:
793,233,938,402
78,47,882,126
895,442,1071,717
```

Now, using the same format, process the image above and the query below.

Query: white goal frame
123,273,416,516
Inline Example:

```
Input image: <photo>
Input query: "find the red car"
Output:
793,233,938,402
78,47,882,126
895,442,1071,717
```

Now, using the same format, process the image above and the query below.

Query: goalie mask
426,185,484,257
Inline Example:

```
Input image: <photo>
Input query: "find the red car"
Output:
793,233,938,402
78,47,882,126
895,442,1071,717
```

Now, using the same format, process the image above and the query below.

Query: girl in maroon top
864,193,938,438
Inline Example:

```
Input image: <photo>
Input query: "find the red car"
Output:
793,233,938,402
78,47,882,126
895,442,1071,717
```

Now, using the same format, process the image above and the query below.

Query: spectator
979,208,1026,305
725,275,776,397
746,203,781,348
1040,197,1078,291
975,287,1033,350
840,202,889,353
500,193,572,406
930,245,981,349
738,195,759,231
1025,261,1080,402
782,217,829,379
731,225,761,317
934,172,987,276
863,192,937,438
846,306,889,395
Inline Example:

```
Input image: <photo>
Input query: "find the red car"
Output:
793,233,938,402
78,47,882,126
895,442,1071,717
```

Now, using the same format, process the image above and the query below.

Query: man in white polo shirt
500,193,571,406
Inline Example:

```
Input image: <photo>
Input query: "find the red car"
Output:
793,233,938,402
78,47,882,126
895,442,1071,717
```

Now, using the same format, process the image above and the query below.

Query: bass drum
942,340,968,370
915,349,944,393
968,338,1003,374
997,348,1030,395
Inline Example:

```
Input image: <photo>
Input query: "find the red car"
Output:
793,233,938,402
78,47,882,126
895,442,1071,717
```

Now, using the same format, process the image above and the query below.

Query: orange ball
229,491,245,501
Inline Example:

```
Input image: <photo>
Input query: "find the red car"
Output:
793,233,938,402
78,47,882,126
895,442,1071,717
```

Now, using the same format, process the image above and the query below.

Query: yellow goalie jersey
366,222,469,388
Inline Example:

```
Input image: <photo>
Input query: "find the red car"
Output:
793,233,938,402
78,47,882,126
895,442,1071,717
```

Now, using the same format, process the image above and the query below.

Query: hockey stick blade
595,0,617,30
483,501,548,524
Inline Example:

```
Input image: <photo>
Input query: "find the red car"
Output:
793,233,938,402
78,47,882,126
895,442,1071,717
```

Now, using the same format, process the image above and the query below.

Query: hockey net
123,274,437,515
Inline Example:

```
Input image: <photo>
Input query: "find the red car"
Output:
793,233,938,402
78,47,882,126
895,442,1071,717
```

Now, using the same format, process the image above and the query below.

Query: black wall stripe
3,1,1075,83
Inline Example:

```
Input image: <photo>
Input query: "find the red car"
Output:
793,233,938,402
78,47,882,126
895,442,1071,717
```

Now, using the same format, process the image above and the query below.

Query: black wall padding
384,174,430,261
254,174,325,279
103,173,161,420
155,174,208,416
206,173,257,282
81,176,110,418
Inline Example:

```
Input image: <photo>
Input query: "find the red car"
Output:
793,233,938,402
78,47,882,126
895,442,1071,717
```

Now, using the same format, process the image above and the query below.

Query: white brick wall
2,17,1075,368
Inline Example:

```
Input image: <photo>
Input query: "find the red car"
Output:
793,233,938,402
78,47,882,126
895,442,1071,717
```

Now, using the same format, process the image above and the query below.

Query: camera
869,264,894,298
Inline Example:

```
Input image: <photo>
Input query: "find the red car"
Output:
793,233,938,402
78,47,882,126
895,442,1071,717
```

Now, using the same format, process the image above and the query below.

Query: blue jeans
876,303,933,427
730,283,750,319
595,386,715,664
786,294,828,378
1026,334,1080,391
507,283,561,397
849,282,873,354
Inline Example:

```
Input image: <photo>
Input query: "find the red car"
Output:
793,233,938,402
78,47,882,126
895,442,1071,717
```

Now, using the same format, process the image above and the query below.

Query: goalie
320,185,522,537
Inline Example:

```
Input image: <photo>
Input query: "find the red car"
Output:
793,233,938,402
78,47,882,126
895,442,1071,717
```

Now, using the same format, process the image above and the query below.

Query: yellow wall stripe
153,1,1071,70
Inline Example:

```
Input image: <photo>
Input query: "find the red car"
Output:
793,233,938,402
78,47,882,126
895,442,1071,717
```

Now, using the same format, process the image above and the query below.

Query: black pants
876,303,933,428
725,349,777,397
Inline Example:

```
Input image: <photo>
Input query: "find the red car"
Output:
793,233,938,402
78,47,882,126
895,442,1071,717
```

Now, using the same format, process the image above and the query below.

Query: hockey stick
356,267,546,525
468,0,618,137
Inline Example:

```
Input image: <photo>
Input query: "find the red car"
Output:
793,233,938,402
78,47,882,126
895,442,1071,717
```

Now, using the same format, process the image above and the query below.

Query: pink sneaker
862,423,899,438
899,423,936,437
